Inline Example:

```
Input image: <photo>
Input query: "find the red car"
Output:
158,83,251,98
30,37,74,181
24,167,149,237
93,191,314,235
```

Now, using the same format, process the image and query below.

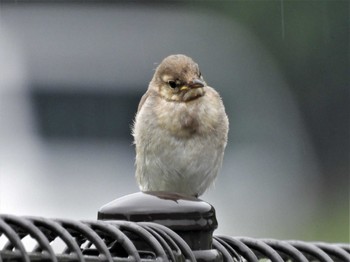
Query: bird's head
151,54,206,102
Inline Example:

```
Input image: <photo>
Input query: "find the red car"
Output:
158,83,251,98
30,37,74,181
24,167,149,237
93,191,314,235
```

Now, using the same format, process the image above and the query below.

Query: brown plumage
132,54,229,197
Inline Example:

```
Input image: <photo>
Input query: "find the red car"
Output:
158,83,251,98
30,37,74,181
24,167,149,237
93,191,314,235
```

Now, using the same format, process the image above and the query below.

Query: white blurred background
0,1,348,242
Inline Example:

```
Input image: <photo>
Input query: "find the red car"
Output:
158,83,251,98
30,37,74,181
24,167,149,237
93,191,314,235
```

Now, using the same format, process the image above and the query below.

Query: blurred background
0,1,348,242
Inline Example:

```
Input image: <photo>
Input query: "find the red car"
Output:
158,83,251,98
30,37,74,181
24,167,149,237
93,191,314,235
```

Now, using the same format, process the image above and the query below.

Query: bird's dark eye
199,71,202,78
168,80,177,89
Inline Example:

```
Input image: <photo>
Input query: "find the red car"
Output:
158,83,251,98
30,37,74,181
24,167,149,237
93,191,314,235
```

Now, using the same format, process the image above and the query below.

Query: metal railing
1,192,349,261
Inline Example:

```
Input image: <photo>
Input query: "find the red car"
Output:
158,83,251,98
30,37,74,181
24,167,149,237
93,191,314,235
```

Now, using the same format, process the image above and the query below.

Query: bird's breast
156,102,201,138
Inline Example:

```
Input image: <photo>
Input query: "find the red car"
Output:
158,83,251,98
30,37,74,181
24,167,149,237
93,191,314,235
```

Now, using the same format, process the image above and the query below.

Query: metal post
98,192,222,261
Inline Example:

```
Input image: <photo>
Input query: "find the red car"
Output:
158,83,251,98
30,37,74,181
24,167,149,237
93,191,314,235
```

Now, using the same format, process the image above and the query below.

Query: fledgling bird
132,54,229,197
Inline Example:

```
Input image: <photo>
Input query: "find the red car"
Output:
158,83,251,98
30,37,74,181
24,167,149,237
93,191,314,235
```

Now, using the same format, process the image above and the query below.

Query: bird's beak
180,79,205,91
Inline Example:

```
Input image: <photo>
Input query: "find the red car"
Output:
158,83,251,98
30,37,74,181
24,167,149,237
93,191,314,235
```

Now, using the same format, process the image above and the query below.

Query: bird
132,54,229,197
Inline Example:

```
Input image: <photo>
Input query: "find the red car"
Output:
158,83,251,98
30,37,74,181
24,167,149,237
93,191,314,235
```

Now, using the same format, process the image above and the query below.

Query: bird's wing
137,89,158,113
137,89,155,112
137,91,150,113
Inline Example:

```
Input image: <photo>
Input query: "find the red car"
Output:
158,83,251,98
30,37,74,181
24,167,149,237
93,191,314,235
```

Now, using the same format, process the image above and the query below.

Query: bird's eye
168,80,177,89
199,71,202,78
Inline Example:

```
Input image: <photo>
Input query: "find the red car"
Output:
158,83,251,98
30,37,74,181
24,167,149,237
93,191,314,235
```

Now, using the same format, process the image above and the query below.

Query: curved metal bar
138,222,197,262
215,235,258,262
1,214,349,262
108,220,168,261
261,239,309,262
288,240,334,262
0,218,30,262
1,214,57,262
336,243,350,253
237,237,284,262
139,224,176,261
212,238,235,262
314,242,350,262
27,216,85,261
83,220,141,261
213,236,242,262
55,219,114,262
